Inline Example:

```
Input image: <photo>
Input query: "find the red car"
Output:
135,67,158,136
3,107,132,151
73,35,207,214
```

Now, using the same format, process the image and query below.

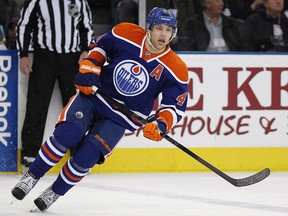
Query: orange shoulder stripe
113,22,146,46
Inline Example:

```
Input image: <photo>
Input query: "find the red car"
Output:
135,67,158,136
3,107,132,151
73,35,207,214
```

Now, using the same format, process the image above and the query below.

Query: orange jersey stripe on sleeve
158,109,174,131
88,49,106,66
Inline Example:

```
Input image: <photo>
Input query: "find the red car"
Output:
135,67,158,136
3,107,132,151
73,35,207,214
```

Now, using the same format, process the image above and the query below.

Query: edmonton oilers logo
113,60,149,96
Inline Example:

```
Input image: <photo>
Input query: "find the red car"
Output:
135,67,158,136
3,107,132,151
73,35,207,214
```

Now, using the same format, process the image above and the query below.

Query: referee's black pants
21,48,80,158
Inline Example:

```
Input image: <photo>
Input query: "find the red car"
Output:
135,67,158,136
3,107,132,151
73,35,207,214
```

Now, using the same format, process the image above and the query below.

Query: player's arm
144,83,188,142
74,36,109,95
74,58,102,95
74,32,116,95
144,59,189,141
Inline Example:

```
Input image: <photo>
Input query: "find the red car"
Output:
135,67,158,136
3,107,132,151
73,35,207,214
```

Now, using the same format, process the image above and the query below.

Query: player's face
205,0,224,15
149,24,173,52
264,0,284,14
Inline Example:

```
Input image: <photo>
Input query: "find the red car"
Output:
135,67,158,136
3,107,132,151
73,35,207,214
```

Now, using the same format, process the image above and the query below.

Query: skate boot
34,185,60,212
11,171,39,200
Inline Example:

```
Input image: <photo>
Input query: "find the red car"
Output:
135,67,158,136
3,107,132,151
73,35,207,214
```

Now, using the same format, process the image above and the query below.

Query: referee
17,0,94,167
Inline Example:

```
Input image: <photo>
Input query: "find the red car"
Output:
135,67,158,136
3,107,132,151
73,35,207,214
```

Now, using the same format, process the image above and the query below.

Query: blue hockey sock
52,140,102,195
29,136,68,178
28,122,84,178
52,157,90,195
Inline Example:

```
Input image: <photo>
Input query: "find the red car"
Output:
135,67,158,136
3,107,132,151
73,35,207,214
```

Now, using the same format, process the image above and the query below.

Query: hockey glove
143,118,167,142
74,58,101,95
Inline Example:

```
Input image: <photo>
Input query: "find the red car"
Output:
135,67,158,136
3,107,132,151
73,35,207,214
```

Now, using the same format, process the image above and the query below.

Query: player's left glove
74,58,101,95
143,115,167,142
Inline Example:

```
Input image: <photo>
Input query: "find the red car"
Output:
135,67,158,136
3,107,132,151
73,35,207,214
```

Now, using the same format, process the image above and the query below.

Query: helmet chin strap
146,31,160,51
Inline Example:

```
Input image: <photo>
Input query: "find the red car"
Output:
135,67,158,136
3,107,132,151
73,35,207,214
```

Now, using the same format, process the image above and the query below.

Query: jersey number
176,92,188,106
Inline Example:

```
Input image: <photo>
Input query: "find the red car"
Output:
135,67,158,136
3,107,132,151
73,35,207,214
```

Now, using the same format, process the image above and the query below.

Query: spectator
8,0,25,21
17,0,94,167
0,0,10,32
240,0,288,52
250,0,265,11
5,20,17,50
146,0,174,13
172,0,199,32
223,0,264,20
0,0,24,33
175,0,241,51
170,0,200,49
0,24,6,50
0,0,11,50
112,0,138,24
112,0,175,26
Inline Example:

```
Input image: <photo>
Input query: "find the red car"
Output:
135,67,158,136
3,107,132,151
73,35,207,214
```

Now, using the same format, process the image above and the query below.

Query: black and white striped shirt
17,0,94,57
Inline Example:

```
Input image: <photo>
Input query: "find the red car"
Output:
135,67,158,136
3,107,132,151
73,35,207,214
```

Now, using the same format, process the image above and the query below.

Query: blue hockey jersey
78,22,188,132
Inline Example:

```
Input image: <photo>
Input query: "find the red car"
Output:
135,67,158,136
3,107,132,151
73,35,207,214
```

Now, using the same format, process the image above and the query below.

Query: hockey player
11,7,189,212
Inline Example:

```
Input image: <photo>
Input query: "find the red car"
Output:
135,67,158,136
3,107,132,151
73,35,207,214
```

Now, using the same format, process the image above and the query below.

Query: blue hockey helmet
146,7,178,38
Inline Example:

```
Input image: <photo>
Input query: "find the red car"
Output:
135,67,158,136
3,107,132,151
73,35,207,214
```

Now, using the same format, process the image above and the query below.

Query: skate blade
30,205,40,212
10,197,18,205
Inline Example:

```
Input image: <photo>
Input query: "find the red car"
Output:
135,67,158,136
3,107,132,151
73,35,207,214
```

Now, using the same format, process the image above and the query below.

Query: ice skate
34,185,60,212
11,171,39,200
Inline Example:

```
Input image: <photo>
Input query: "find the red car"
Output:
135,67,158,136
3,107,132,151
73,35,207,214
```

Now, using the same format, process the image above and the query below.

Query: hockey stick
92,86,270,187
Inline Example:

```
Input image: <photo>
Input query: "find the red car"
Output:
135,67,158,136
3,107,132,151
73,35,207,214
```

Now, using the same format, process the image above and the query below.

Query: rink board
1,147,286,174
1,146,287,174
49,147,287,174
0,51,18,173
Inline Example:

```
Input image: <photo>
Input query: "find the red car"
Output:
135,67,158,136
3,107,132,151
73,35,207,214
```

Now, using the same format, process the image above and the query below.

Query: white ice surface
1,172,288,216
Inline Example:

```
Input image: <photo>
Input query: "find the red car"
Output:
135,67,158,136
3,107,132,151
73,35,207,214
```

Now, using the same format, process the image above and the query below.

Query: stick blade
232,168,271,187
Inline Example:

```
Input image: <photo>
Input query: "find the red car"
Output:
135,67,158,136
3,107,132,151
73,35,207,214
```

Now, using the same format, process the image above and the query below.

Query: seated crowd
1,0,288,52
114,0,288,52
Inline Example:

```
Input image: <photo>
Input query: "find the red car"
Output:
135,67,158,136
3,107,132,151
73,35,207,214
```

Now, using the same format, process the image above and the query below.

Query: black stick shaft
93,87,270,187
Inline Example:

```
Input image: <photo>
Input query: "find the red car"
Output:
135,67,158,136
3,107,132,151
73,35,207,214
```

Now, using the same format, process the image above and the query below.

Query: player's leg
11,121,84,201
11,93,95,200
33,118,126,211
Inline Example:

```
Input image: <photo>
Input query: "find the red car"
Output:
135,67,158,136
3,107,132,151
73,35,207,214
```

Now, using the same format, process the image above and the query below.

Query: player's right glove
74,58,101,95
143,115,167,142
